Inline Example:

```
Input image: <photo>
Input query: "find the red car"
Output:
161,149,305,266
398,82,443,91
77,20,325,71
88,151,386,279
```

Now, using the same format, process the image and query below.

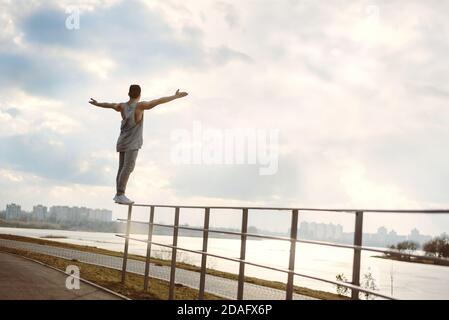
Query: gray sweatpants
116,150,139,195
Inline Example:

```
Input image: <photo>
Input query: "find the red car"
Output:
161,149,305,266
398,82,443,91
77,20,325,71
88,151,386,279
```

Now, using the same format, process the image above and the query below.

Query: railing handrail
118,203,449,301
116,218,449,264
116,234,396,300
125,203,449,214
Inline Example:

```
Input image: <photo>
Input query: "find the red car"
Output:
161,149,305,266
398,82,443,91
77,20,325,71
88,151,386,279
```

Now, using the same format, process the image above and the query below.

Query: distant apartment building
299,221,343,241
334,224,343,239
387,230,407,245
6,203,21,220
408,228,432,245
367,226,388,246
298,222,434,248
361,226,432,248
49,206,71,222
32,205,47,220
88,208,113,222
49,205,112,223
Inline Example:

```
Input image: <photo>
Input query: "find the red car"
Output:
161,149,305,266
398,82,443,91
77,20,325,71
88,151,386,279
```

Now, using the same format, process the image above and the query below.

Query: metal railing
117,204,449,300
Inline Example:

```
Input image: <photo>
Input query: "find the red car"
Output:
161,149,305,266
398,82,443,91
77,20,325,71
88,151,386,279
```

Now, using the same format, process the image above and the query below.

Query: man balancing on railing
89,85,188,205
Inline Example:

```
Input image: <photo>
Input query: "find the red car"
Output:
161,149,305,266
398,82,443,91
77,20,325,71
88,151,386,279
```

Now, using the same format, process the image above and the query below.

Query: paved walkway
0,252,122,300
0,238,316,300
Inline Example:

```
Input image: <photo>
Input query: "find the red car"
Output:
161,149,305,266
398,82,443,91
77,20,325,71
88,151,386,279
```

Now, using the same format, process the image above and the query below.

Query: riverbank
374,254,449,266
0,218,117,233
0,219,260,240
0,234,346,300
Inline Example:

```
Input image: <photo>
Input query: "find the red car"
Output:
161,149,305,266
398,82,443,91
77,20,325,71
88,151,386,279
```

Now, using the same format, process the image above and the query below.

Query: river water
1,227,447,300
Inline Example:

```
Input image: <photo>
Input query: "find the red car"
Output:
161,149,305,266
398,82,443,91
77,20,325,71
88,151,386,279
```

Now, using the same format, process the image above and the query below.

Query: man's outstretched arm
89,98,122,112
137,89,188,111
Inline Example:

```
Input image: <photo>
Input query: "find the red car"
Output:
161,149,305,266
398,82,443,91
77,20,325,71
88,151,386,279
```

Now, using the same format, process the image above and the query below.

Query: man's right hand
89,98,99,106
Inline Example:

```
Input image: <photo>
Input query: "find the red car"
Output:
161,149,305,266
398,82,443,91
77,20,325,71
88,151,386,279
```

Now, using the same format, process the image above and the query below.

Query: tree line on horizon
387,233,449,259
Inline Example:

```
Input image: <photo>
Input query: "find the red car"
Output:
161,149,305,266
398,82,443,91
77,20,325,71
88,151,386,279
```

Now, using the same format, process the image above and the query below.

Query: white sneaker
114,194,134,205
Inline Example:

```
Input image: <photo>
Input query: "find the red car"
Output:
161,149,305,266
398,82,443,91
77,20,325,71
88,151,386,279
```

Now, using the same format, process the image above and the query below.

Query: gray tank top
116,102,143,152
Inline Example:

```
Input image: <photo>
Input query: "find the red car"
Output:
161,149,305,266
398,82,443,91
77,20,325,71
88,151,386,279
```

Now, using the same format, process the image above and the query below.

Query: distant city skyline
1,202,438,248
2,202,112,223
298,221,432,247
2,200,448,240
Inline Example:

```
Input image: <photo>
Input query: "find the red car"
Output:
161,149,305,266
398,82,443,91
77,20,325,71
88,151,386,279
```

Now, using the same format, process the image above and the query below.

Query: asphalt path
0,252,122,300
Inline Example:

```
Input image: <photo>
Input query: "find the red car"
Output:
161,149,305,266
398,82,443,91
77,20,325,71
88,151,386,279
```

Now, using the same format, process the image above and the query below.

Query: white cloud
0,169,25,182
0,89,81,136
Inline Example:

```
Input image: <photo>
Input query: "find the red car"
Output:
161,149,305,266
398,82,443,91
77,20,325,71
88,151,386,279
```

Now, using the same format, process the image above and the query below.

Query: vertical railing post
169,207,180,300
198,208,210,300
143,206,155,291
237,208,248,300
286,209,299,300
351,211,364,300
121,204,133,284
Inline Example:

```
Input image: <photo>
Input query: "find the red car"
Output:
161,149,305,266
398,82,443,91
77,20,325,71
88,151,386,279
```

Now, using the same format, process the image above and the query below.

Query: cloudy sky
1,0,449,235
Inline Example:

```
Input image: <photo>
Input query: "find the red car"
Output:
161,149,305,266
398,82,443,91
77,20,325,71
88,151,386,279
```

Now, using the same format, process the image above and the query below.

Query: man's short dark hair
129,85,141,99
